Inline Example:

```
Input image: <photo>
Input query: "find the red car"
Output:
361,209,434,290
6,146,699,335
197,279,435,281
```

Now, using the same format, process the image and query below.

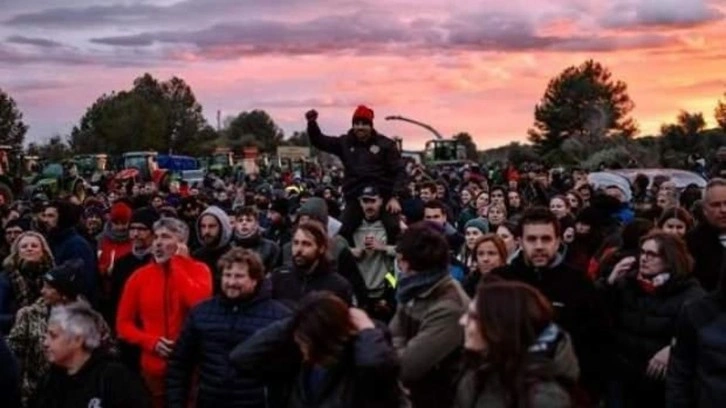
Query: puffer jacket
667,291,726,407
454,325,579,408
8,298,115,407
307,121,407,201
230,318,403,408
116,255,212,378
233,232,280,273
166,280,291,408
389,274,470,408
602,274,705,383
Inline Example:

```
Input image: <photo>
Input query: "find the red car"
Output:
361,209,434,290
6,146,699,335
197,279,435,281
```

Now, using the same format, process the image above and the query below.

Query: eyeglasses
640,249,662,259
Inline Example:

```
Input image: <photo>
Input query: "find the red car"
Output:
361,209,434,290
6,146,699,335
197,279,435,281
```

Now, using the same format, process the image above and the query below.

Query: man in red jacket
116,217,212,408
98,201,133,276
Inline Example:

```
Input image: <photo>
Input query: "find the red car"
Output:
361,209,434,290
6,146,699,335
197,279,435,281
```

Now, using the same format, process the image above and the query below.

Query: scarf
103,222,130,243
637,272,671,295
7,259,52,308
396,268,449,304
235,229,259,245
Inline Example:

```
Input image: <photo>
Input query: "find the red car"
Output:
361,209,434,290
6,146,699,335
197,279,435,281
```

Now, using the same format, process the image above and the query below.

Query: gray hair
48,301,103,350
153,217,189,243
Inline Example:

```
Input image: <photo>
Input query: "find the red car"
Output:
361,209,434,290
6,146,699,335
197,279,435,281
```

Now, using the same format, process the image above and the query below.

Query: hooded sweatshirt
193,206,233,293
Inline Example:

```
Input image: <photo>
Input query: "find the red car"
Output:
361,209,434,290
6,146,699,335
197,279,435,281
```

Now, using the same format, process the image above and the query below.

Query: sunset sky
2,0,726,150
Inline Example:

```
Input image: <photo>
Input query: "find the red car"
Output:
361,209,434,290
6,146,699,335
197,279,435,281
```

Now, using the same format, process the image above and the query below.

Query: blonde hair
3,231,55,271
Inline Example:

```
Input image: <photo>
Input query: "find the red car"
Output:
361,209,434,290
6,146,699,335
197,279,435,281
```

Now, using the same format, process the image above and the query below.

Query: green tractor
30,160,87,201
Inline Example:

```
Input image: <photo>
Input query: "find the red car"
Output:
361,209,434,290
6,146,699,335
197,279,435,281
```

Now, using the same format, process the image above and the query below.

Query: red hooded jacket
116,255,212,377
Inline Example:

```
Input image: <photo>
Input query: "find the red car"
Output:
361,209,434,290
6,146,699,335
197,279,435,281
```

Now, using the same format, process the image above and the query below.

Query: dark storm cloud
6,35,63,48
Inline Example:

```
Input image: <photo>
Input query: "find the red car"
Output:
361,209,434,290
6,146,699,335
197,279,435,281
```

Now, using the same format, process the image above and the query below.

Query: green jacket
454,332,579,408
389,275,470,408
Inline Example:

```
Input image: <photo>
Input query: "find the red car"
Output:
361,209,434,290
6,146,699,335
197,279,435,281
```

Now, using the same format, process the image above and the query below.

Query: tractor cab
424,140,467,165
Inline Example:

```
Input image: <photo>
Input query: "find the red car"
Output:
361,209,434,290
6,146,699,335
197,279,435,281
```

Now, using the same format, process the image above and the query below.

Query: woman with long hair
463,235,508,297
456,279,579,408
459,219,489,274
231,292,402,407
601,231,705,407
2,231,54,311
475,191,490,218
457,188,479,232
496,221,519,262
656,207,694,238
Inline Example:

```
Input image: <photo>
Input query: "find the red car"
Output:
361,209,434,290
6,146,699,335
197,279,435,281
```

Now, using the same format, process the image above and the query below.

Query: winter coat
667,292,726,407
494,252,610,397
7,298,115,407
603,275,705,380
230,318,403,408
194,206,234,294
307,121,407,201
454,327,579,408
166,280,291,408
97,223,133,276
0,273,16,333
2,260,52,311
270,261,353,308
685,223,725,292
233,232,280,273
0,336,21,408
32,352,150,408
107,251,152,372
47,227,98,302
116,255,212,378
389,274,469,408
280,237,368,308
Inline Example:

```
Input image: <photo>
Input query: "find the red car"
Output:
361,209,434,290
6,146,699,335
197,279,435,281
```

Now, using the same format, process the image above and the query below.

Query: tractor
112,151,172,192
74,154,111,186
30,159,87,201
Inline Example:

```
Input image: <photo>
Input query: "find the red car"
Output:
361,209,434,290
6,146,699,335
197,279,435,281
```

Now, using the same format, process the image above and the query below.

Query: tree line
2,62,726,167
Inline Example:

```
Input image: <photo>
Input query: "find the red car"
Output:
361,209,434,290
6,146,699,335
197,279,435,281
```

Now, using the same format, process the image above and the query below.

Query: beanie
464,218,489,234
44,260,83,299
270,198,289,217
109,202,133,223
352,105,374,125
297,197,329,225
130,207,160,230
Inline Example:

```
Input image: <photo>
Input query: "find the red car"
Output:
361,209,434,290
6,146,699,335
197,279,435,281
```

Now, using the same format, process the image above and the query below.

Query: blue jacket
166,280,291,408
47,228,98,302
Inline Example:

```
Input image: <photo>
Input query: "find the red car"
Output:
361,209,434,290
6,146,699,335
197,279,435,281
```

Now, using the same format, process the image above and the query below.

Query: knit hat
129,207,160,230
270,198,289,217
464,218,489,234
352,105,374,125
4,217,30,232
109,202,133,223
297,197,328,225
44,260,82,299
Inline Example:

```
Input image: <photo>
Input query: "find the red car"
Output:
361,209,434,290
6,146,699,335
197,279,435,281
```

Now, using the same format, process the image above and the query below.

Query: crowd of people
0,105,725,407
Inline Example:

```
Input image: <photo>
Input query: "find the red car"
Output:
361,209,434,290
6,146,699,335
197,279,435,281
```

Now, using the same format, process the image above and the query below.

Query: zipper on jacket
164,264,170,338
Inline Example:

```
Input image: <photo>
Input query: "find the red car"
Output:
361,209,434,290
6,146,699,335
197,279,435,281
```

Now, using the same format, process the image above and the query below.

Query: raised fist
305,109,318,122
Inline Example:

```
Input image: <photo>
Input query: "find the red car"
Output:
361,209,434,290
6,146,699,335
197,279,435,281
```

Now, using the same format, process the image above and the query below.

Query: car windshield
212,155,229,166
42,163,63,178
76,157,95,170
124,155,150,170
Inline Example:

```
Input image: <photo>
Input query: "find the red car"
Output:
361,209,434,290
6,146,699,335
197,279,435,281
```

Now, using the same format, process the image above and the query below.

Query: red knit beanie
109,202,132,223
352,105,374,125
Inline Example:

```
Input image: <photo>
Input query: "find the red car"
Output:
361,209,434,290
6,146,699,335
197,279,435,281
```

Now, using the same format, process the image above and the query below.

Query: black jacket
270,261,353,308
32,353,150,408
0,336,20,408
308,121,406,201
106,251,152,372
194,243,233,294
494,253,610,395
667,292,726,408
233,233,280,273
605,275,704,375
230,318,403,408
686,223,726,292
166,280,291,408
